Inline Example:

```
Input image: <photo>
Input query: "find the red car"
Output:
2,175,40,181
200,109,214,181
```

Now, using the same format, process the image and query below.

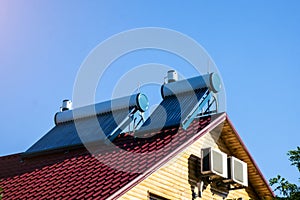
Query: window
149,193,169,200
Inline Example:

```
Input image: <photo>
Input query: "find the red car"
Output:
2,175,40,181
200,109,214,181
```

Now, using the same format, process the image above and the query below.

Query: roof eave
225,115,275,198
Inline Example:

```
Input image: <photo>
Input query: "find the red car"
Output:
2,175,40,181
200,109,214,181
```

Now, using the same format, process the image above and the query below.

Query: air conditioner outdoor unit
201,147,228,178
228,156,248,187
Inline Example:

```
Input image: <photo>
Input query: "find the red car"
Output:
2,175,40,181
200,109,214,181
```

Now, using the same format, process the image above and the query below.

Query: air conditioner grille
234,159,244,182
212,150,223,174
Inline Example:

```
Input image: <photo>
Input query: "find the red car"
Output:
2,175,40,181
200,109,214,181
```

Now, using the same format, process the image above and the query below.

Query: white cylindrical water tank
161,73,222,98
54,93,149,125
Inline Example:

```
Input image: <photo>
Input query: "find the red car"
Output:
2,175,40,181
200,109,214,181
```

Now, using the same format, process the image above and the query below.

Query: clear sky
1,0,299,190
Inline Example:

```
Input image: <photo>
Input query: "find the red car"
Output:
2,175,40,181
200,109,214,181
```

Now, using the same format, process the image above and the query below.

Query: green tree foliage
269,147,300,199
288,146,300,173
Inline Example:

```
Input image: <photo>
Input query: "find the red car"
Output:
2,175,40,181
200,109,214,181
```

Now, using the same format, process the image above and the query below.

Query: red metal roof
0,114,225,200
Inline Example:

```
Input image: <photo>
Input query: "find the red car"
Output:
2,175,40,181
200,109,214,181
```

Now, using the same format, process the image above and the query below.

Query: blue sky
1,0,299,189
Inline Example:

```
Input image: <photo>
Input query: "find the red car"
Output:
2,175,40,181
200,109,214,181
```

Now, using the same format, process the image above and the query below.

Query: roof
0,114,218,199
0,113,274,199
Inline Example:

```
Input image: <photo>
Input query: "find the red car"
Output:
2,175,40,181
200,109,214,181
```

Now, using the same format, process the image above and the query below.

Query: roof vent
60,100,72,112
166,70,178,83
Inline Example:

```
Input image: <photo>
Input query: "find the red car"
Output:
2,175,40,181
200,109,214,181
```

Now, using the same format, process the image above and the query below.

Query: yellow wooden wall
119,130,260,200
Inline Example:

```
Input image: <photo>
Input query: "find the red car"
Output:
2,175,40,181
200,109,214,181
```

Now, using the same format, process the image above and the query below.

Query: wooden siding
120,128,261,200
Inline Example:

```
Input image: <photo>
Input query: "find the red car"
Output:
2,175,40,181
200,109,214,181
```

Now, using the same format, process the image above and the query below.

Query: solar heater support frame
182,90,215,130
106,108,137,141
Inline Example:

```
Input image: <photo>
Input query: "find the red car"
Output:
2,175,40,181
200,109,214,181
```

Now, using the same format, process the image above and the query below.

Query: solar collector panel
25,74,218,155
25,107,135,154
138,88,208,133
